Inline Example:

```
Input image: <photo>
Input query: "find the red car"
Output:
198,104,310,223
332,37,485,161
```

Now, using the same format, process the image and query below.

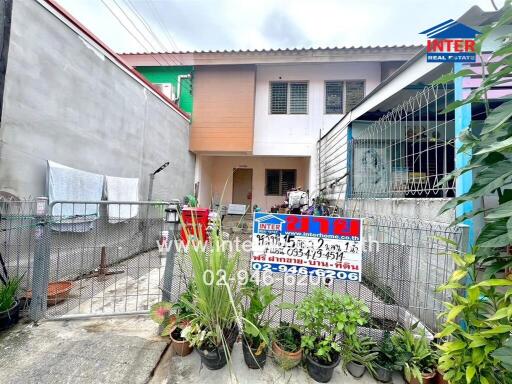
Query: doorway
232,168,252,208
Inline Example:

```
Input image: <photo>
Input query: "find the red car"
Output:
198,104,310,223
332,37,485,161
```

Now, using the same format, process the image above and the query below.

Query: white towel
105,176,139,223
47,160,104,232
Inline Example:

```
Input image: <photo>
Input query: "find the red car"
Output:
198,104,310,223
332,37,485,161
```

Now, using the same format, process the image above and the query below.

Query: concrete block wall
0,0,195,201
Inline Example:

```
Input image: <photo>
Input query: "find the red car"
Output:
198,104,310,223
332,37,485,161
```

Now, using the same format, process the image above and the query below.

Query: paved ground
161,342,405,384
0,316,167,384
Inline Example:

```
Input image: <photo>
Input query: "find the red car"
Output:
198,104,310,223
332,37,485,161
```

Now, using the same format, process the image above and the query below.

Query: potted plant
271,322,302,370
342,336,378,379
0,275,23,331
392,325,436,384
179,226,242,370
240,280,278,369
151,284,197,357
372,331,400,383
296,288,371,382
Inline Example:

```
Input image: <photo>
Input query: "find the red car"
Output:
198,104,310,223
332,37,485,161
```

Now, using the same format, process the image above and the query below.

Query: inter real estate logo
420,19,480,63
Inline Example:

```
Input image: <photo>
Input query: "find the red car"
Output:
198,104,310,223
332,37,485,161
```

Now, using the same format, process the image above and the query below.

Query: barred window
265,169,297,195
289,82,308,114
269,81,308,114
325,81,343,114
270,82,288,114
345,80,365,112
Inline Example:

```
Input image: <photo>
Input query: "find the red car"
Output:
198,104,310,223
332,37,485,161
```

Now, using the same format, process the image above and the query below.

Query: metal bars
351,83,456,198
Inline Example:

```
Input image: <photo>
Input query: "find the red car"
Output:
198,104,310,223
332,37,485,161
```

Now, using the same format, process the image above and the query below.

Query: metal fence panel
5,199,460,335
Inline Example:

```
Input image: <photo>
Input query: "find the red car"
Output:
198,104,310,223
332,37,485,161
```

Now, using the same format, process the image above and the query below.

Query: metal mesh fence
0,198,37,313
4,200,461,335
164,215,462,336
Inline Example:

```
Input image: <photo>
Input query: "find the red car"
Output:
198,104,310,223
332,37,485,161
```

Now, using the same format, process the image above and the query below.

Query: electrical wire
101,0,192,102
143,0,181,53
122,0,182,65
100,0,167,66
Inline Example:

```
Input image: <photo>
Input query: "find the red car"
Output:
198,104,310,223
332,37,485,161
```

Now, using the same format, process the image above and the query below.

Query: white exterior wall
253,62,382,157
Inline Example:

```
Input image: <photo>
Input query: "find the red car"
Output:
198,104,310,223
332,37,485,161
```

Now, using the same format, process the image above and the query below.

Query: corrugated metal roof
119,45,423,55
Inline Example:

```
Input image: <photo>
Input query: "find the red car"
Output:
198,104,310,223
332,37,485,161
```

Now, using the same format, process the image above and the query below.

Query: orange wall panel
190,65,255,152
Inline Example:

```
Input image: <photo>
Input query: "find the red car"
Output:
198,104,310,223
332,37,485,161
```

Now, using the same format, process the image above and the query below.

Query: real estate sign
251,213,363,281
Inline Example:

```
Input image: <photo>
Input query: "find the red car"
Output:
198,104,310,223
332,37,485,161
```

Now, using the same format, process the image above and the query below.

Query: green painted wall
136,66,194,114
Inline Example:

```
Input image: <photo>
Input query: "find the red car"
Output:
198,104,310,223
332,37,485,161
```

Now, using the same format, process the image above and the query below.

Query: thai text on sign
251,213,363,281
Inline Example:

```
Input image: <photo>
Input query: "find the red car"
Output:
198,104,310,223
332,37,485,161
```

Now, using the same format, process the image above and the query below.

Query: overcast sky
57,0,501,53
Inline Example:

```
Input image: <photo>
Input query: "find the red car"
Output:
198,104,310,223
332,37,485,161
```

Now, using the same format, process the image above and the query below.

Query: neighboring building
122,47,421,211
136,66,193,114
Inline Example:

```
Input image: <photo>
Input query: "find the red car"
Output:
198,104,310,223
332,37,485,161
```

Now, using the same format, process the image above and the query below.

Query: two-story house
121,46,421,211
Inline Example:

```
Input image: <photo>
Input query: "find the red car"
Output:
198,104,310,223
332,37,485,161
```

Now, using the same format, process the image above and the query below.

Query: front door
232,168,252,209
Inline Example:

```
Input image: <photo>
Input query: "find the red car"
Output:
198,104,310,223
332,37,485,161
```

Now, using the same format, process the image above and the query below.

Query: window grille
266,169,297,195
345,80,365,112
325,81,343,114
270,82,288,114
289,82,308,114
270,82,308,114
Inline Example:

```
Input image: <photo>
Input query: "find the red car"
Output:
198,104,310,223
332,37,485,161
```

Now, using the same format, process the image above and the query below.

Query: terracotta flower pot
169,326,192,356
271,340,302,370
435,370,449,384
25,281,72,306
407,370,437,384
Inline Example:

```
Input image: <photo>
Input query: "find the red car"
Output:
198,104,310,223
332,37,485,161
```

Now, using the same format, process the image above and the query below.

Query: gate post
161,200,180,303
29,197,51,321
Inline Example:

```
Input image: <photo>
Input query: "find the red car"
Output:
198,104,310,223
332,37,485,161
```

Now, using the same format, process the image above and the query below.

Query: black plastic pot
242,338,268,369
196,345,228,370
374,364,393,383
305,352,341,383
347,361,366,378
0,300,20,331
226,324,239,352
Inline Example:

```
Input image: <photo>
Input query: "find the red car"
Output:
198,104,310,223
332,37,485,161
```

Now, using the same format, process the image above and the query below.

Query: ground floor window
265,169,296,196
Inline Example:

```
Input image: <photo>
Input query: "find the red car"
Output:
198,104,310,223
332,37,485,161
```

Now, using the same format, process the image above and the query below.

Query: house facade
121,46,421,211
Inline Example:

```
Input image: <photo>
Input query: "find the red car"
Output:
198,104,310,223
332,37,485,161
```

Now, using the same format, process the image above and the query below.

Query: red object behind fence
180,207,210,245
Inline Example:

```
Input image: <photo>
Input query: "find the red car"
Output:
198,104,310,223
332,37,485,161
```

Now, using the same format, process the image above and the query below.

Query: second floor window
325,81,343,114
270,82,308,114
324,80,365,114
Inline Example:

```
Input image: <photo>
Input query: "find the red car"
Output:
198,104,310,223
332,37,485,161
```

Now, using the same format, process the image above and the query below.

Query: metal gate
0,198,174,320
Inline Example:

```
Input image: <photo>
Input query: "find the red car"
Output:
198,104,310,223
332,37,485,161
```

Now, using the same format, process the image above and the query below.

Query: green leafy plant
432,3,512,382
435,246,512,384
392,324,435,383
273,322,302,353
374,331,401,371
295,288,369,364
172,283,195,323
241,279,278,353
179,226,242,350
0,275,23,312
342,336,378,376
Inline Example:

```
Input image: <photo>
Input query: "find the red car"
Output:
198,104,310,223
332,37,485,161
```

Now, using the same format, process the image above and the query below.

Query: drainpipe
176,74,191,106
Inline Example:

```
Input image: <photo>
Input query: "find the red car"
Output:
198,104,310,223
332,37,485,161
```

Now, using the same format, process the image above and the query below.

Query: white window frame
323,80,366,114
344,79,366,113
269,81,309,115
